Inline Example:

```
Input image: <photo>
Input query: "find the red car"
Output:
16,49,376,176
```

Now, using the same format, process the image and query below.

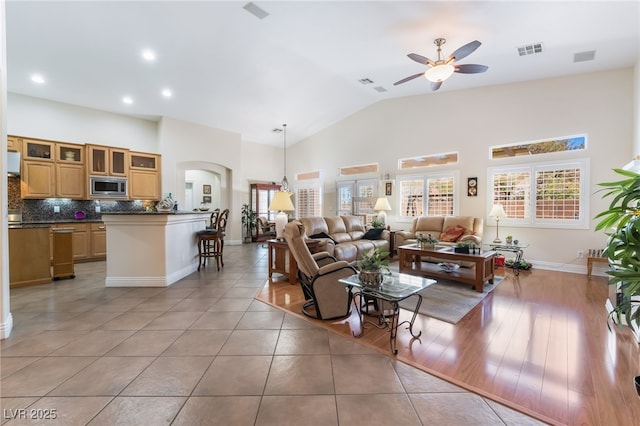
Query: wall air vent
358,78,374,85
517,43,543,56
243,2,269,20
574,50,596,63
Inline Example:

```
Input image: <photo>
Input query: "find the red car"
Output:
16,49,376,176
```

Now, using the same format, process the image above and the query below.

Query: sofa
395,216,483,267
300,216,390,264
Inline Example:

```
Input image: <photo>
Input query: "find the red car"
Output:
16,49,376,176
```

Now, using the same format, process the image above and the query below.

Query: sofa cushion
325,216,352,243
413,216,445,236
439,225,466,242
300,217,329,236
363,228,384,240
342,215,366,240
333,243,358,263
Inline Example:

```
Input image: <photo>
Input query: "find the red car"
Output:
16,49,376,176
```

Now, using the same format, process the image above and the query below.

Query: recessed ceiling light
141,49,156,62
161,89,172,98
30,74,45,84
122,96,133,105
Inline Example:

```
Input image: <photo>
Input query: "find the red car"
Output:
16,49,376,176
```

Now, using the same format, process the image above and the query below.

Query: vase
359,269,383,288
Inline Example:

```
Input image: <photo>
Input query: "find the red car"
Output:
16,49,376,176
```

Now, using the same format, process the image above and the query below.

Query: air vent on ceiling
574,50,596,63
517,43,543,56
243,2,269,20
358,78,374,85
374,86,388,93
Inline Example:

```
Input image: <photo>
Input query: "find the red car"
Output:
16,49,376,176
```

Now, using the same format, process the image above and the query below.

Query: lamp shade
268,191,294,212
374,197,392,211
489,204,507,219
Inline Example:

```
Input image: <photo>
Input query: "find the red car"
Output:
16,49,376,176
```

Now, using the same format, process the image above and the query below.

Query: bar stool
197,208,229,271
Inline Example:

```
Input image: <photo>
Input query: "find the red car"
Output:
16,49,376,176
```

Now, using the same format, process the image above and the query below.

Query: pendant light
269,123,294,239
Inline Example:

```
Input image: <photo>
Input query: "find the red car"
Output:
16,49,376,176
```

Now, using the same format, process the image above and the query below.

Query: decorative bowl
73,211,86,220
156,207,172,212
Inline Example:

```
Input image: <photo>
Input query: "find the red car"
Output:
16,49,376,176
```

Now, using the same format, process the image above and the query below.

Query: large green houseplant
595,168,640,328
241,204,257,243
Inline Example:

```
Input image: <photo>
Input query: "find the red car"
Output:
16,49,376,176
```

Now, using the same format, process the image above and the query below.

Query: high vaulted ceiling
5,1,639,146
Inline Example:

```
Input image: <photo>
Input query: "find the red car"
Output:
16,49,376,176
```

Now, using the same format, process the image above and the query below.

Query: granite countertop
101,210,212,215
9,224,52,229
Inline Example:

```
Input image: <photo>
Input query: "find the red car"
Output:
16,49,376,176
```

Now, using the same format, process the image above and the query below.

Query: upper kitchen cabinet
8,136,22,152
23,138,54,161
129,151,161,200
21,161,55,198
56,142,86,199
87,144,129,177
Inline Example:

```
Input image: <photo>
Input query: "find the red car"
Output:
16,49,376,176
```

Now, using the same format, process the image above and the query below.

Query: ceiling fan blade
408,53,434,66
431,81,443,91
454,64,488,74
447,40,481,62
393,72,424,86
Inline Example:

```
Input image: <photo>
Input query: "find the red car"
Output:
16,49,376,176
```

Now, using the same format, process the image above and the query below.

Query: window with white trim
397,172,457,221
296,186,322,218
488,159,589,228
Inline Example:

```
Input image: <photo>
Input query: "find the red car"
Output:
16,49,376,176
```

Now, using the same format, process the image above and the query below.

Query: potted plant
595,168,640,330
356,247,390,288
505,235,513,244
454,241,473,254
417,233,438,250
241,203,257,243
371,217,385,229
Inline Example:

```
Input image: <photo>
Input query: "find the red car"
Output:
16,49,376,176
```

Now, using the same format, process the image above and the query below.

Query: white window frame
487,158,590,229
396,171,460,223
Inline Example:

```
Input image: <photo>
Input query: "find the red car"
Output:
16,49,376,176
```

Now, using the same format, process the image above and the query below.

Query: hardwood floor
255,265,640,426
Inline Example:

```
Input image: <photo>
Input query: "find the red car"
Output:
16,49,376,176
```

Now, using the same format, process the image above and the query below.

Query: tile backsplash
8,176,148,222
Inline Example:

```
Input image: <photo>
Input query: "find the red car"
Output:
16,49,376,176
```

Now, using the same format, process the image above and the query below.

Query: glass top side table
338,273,436,354
484,242,529,275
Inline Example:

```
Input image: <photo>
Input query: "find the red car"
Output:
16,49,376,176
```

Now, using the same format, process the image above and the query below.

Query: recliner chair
283,221,356,320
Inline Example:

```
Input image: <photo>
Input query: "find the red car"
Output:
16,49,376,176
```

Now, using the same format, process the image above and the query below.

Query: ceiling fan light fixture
424,63,455,82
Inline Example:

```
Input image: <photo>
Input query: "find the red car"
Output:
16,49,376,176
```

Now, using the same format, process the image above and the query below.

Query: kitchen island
101,211,211,287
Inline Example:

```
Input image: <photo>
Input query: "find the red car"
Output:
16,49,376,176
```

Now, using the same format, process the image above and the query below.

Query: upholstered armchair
283,221,356,320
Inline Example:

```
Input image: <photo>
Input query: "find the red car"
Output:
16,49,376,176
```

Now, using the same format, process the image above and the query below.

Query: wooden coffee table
397,244,495,292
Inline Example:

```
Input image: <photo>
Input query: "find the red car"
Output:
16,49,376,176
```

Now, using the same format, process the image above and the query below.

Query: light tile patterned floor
1,244,545,425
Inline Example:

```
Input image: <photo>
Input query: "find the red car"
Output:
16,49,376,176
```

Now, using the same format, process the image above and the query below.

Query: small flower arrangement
356,247,391,273
417,234,439,244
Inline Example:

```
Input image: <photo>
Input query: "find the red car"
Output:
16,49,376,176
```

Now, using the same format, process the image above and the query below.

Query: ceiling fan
394,38,488,91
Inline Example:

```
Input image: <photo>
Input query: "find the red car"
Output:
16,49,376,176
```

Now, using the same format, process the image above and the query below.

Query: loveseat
300,216,390,264
395,215,483,249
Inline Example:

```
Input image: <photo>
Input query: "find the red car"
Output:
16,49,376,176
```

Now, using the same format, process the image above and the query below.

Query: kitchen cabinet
129,152,161,200
50,223,90,262
90,222,107,259
87,144,129,177
23,138,55,161
7,136,21,152
21,161,56,198
55,142,86,199
9,227,52,288
20,139,86,199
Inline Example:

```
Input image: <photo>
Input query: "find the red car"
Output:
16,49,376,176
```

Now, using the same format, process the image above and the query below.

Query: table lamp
489,204,507,243
374,197,392,226
269,191,294,240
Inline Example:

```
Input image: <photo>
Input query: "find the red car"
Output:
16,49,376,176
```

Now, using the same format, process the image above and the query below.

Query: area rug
397,275,504,324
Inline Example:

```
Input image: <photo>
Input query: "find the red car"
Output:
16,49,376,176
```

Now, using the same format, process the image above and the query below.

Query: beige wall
287,69,635,272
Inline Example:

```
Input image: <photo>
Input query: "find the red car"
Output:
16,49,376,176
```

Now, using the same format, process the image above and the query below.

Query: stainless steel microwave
89,176,128,198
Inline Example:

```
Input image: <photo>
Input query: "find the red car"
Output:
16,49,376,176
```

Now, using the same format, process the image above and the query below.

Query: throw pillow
309,232,337,244
439,225,466,242
362,228,384,240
